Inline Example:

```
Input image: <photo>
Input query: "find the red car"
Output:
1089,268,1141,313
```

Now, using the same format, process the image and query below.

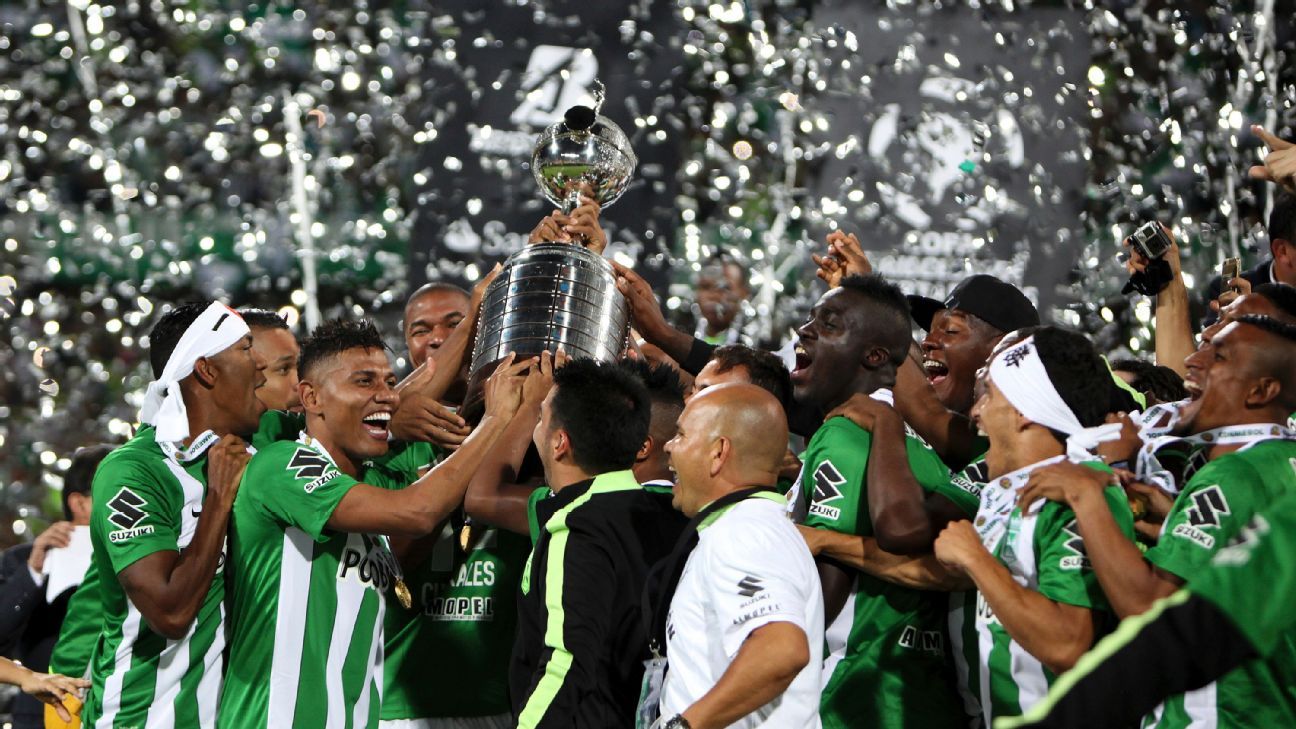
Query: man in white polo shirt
651,383,823,729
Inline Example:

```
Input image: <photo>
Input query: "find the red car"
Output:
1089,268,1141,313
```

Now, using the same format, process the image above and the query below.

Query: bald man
653,384,824,729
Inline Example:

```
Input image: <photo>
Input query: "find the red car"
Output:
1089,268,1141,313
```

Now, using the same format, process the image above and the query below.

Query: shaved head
665,382,789,516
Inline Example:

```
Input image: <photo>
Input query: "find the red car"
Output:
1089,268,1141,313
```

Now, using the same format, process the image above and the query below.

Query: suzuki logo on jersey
288,448,330,479
737,575,765,597
1173,485,1231,550
809,461,846,520
1058,520,1089,570
1185,486,1231,527
287,448,338,493
337,535,399,593
107,488,155,542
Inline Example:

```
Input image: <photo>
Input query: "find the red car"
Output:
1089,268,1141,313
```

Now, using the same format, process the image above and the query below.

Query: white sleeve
705,522,813,658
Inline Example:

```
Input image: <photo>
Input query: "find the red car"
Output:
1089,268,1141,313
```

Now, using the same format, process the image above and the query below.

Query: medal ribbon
972,455,1068,554
1136,421,1296,495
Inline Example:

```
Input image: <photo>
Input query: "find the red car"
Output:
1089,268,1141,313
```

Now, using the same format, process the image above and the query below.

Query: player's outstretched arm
1019,462,1182,619
328,354,532,537
118,435,249,639
799,527,970,591
464,351,556,535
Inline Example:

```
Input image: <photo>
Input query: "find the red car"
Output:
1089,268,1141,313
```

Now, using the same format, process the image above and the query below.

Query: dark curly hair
299,319,389,380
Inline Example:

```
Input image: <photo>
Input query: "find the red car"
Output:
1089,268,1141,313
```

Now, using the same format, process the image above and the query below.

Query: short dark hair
147,302,212,379
1253,282,1296,321
619,358,686,443
710,344,792,411
1109,358,1188,404
618,358,687,407
1031,327,1112,432
298,319,388,380
551,358,651,474
63,444,113,520
406,282,470,311
838,274,913,367
1269,191,1296,245
238,308,290,331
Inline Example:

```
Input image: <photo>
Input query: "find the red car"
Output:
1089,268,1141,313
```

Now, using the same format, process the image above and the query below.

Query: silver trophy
463,91,637,416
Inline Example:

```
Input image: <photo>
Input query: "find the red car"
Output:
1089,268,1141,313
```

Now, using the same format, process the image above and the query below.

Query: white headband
988,336,1121,460
140,302,250,444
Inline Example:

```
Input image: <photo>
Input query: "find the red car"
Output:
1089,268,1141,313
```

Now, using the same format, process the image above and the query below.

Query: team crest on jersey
1058,520,1089,570
809,461,846,520
287,448,336,493
1173,485,1231,549
107,487,155,542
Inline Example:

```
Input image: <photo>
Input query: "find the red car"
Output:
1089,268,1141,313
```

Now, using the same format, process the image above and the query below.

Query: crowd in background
0,131,1293,729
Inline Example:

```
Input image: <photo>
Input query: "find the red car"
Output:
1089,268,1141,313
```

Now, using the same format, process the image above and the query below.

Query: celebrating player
1013,308,1296,728
82,302,262,727
787,274,968,727
217,319,530,728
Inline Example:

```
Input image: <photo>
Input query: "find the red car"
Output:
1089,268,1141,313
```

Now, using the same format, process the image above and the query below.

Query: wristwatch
663,715,692,729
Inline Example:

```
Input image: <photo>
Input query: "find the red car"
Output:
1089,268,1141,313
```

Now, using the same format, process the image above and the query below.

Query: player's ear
192,356,217,389
299,379,321,415
635,435,653,464
863,345,889,369
553,428,572,463
1246,376,1281,409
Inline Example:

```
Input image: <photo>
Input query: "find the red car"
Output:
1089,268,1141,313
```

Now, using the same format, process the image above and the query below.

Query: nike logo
191,508,202,518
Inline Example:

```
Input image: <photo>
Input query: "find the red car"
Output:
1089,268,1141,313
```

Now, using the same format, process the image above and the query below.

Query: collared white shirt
660,496,824,728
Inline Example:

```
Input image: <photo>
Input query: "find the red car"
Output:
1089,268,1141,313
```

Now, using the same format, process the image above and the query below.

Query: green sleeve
362,441,437,491
48,563,102,677
527,486,551,544
250,409,306,449
801,418,871,536
1035,485,1134,610
90,453,180,574
1191,489,1296,656
903,430,970,510
1145,459,1260,580
943,469,984,518
241,442,360,542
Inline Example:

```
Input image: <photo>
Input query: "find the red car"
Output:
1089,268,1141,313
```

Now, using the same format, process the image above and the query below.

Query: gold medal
394,579,412,610
459,522,474,552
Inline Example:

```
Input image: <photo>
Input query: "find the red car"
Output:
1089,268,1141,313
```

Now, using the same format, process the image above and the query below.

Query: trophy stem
563,188,583,215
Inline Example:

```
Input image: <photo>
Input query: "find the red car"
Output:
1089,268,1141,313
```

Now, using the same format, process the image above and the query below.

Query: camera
1128,221,1173,260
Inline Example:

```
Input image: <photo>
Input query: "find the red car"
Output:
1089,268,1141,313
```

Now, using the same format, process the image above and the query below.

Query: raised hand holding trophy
461,84,637,418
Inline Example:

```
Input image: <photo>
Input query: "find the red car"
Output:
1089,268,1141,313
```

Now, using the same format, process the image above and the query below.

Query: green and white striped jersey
1142,438,1296,729
83,426,228,729
794,417,968,728
968,457,1133,725
219,433,408,729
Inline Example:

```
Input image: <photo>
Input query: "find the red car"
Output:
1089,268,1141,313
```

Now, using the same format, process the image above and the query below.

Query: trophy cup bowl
532,105,638,213
460,105,637,419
